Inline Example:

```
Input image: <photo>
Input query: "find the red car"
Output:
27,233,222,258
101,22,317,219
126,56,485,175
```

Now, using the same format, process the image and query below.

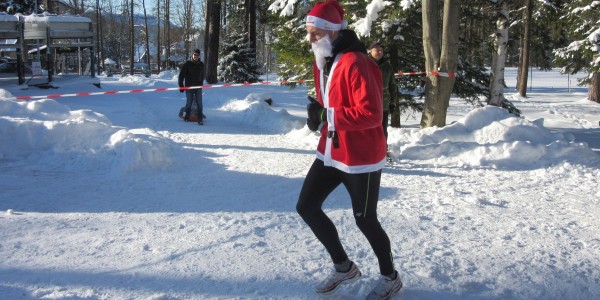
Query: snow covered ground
1,69,599,300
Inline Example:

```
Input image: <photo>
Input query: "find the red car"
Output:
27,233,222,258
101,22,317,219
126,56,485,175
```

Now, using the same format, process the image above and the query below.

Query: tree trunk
517,0,533,96
205,0,221,84
421,0,441,128
420,0,460,128
130,0,134,75
204,0,210,66
142,0,151,72
590,72,599,103
99,6,104,72
165,0,170,69
156,0,161,73
244,0,249,34
249,0,256,58
488,1,509,107
182,0,194,56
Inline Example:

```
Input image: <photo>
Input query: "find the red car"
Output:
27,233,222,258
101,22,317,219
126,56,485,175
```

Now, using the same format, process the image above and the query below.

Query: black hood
332,30,367,55
322,30,367,78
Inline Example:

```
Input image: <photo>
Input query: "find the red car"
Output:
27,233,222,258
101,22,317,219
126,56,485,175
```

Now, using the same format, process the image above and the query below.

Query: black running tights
296,159,394,275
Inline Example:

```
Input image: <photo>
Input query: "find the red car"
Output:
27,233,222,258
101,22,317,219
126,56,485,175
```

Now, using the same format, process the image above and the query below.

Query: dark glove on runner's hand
307,96,325,131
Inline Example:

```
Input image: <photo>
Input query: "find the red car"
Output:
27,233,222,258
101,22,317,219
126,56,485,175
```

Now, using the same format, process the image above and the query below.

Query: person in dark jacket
178,49,205,125
369,42,398,145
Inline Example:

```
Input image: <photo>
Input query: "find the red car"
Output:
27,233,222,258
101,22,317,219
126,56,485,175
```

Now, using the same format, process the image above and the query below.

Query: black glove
388,103,396,113
307,96,325,131
179,87,185,93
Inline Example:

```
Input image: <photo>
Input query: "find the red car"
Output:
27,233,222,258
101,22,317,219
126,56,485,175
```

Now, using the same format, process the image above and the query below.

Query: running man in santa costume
296,1,403,299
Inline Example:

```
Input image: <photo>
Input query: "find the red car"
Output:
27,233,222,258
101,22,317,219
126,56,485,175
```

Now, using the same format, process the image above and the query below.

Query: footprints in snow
547,108,595,129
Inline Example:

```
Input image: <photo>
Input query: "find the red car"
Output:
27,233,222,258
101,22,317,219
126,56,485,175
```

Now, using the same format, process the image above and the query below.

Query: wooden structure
0,13,25,84
23,13,95,83
0,12,95,85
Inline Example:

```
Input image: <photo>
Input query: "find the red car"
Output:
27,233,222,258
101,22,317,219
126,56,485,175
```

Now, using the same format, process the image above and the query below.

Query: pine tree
553,0,599,102
266,0,313,87
217,32,262,83
345,0,425,127
527,1,565,70
268,1,497,126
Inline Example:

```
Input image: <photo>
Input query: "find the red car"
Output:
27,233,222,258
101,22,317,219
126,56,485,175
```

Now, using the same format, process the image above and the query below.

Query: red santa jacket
314,47,387,173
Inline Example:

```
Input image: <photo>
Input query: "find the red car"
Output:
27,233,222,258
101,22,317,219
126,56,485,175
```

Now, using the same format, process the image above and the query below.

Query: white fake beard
310,34,333,71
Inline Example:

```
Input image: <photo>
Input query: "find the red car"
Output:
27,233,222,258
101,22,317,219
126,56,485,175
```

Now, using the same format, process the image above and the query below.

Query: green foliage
266,1,314,87
224,1,245,32
217,32,262,83
268,1,510,113
347,1,427,115
455,3,492,105
397,90,424,118
461,1,496,66
453,60,491,106
528,1,568,70
501,99,522,117
553,0,600,85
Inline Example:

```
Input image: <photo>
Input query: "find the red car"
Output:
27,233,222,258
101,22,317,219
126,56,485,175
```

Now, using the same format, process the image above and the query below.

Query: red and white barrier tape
6,70,456,101
395,71,456,78
6,80,312,101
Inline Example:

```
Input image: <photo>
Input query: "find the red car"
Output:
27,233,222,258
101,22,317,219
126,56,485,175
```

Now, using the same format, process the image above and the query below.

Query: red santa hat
306,0,348,31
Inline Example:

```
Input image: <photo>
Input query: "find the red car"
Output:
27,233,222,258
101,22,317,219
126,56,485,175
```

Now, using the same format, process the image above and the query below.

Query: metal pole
529,65,532,91
17,15,24,84
130,0,134,75
96,0,100,75
34,2,40,65
46,26,52,82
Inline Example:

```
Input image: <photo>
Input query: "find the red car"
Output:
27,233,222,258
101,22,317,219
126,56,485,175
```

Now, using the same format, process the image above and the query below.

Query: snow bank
388,106,600,169
118,75,155,86
219,94,305,134
0,98,173,172
2,92,597,175
154,70,179,81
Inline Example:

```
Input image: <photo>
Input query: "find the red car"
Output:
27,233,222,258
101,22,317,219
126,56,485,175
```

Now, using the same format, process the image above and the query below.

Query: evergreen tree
510,0,565,96
554,0,600,85
528,0,565,70
267,0,313,86
345,0,425,127
553,0,599,98
217,32,262,83
454,3,492,106
268,1,495,124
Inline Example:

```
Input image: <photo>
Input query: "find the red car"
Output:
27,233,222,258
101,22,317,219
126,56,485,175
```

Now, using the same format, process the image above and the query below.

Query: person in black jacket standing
178,49,205,125
369,42,398,153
